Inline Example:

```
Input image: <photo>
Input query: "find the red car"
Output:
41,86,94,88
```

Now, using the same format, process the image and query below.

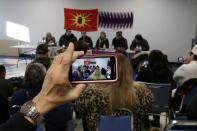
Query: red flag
64,8,98,31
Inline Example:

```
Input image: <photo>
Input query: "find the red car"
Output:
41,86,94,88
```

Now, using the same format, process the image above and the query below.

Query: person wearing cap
130,34,149,53
173,45,197,86
32,44,52,70
112,31,128,50
59,29,77,48
78,31,93,49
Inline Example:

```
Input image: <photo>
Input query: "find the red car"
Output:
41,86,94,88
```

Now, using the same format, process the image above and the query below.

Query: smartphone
69,54,118,83
143,61,149,68
178,57,184,63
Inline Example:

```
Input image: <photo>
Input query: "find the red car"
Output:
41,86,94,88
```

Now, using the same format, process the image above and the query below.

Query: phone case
70,54,118,84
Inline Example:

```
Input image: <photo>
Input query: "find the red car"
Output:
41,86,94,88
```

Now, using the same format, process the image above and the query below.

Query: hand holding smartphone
69,54,118,83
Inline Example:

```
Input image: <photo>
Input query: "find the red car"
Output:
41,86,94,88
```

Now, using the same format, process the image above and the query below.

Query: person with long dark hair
136,49,173,128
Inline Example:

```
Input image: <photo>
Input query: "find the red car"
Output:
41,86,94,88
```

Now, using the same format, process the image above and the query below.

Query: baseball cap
192,45,197,56
36,44,49,54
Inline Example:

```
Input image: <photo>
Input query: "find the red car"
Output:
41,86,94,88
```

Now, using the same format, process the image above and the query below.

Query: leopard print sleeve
132,82,154,130
75,86,110,131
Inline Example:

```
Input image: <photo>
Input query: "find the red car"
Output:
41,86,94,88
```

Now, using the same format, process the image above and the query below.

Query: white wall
0,0,197,61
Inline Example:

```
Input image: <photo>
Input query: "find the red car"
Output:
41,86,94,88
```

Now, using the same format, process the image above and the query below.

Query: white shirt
173,61,197,86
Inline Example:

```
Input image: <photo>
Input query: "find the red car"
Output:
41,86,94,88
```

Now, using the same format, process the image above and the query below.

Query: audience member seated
136,50,173,128
0,65,13,101
95,31,109,49
130,34,150,53
112,31,128,50
59,29,77,48
42,32,56,46
0,65,13,123
10,63,47,113
10,63,72,131
131,52,149,80
32,44,52,70
78,31,93,49
75,53,154,131
173,45,197,86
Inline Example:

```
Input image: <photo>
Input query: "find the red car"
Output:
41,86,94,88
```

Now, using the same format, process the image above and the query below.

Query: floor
0,56,168,131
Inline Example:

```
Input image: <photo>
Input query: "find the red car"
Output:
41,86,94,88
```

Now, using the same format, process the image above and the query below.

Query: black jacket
79,36,93,49
0,113,36,131
136,66,173,83
0,79,13,99
59,34,77,47
112,37,128,50
130,39,149,51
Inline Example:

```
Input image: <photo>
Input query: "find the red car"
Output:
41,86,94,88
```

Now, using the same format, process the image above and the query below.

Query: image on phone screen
69,56,117,83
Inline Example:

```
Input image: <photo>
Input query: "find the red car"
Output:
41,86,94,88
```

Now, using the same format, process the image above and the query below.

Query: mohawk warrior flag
64,8,98,31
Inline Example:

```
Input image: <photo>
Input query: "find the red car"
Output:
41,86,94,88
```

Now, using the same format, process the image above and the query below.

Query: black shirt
0,78,13,99
130,39,149,51
112,37,128,50
79,36,93,49
0,112,36,131
59,34,77,47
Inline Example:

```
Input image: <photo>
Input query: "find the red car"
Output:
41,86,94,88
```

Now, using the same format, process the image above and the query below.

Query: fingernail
69,42,73,47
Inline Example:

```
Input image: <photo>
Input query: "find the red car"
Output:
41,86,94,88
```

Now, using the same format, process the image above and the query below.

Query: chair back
183,85,197,107
144,82,172,112
99,108,133,131
178,79,197,112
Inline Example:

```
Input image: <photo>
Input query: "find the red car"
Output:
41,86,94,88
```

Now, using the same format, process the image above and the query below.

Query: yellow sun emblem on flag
71,13,91,28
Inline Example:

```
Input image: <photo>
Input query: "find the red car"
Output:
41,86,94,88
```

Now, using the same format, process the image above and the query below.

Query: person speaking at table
112,31,128,51
42,32,57,46
95,31,109,50
130,34,149,53
78,31,93,49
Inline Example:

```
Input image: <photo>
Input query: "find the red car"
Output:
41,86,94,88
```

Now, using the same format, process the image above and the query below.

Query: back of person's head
109,53,136,110
148,50,167,71
116,53,133,86
24,63,46,90
135,34,143,41
75,40,89,53
0,65,6,79
36,44,49,55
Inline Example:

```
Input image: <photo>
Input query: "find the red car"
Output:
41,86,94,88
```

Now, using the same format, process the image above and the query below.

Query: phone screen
69,55,117,83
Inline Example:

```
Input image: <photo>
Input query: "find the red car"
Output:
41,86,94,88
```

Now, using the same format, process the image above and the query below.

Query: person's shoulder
132,81,152,95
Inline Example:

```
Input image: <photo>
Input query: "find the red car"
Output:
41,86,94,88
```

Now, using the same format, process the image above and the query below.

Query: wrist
33,94,53,115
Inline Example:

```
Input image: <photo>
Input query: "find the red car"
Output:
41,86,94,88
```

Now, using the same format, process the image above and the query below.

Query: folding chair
144,82,172,126
99,108,133,131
